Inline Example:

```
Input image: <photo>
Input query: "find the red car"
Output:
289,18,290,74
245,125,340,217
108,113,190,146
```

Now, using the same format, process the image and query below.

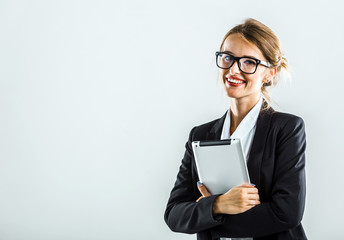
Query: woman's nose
229,60,240,75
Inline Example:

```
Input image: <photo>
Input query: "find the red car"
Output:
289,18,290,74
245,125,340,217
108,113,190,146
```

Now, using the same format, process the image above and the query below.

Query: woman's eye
224,56,233,62
243,59,256,66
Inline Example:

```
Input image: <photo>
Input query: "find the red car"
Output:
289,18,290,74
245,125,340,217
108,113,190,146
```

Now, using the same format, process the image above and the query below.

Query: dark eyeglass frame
215,51,271,74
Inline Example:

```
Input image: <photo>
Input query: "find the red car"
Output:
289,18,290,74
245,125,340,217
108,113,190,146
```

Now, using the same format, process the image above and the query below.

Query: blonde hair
220,18,288,106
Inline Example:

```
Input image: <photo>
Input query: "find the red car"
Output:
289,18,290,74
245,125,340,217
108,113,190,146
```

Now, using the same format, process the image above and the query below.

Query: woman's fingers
235,183,256,189
247,195,260,201
246,187,258,194
233,183,259,199
196,196,203,202
248,199,261,205
197,181,211,198
243,189,260,203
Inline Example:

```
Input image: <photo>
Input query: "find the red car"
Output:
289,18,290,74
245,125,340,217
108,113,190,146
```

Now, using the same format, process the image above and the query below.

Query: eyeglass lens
217,53,258,74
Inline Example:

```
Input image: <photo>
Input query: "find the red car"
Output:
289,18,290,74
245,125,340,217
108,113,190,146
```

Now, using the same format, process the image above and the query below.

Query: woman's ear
264,67,277,84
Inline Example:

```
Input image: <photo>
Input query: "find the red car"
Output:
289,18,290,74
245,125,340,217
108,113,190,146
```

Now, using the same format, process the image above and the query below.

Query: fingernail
250,183,256,186
197,181,202,186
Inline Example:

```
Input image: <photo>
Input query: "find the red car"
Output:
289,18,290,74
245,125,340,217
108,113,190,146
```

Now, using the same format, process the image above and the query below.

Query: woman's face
219,33,275,102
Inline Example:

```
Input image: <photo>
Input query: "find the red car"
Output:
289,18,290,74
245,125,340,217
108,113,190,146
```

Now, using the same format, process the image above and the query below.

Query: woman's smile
225,76,246,87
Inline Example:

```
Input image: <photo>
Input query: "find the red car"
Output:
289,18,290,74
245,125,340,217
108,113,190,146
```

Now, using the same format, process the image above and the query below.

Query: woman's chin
223,86,242,99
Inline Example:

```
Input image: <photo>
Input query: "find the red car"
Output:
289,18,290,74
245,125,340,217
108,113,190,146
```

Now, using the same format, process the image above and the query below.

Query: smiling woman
164,18,307,240
218,19,288,106
218,33,277,121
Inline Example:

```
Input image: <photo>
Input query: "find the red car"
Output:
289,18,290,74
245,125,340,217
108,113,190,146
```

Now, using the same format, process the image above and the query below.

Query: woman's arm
164,127,223,234
211,116,306,238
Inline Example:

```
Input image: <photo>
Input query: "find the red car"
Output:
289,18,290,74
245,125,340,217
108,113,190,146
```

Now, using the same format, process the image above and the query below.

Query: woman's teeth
227,78,245,84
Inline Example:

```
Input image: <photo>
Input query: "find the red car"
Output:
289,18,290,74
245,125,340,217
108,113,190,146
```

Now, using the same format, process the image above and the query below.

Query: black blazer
164,106,307,240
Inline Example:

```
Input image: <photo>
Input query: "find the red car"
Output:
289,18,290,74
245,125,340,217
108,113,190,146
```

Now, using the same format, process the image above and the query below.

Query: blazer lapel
247,106,274,188
207,111,227,140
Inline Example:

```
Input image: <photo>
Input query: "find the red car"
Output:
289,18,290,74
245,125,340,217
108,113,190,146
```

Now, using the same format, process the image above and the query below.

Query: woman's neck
229,95,261,135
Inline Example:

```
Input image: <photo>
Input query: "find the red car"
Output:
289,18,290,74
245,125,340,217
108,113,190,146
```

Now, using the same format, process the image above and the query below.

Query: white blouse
220,97,263,240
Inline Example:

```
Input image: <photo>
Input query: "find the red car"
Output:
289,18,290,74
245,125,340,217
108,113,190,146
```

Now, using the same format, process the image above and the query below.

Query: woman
164,18,307,240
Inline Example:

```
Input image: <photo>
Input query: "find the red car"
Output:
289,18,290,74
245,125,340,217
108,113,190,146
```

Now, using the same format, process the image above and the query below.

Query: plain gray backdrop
1,0,343,239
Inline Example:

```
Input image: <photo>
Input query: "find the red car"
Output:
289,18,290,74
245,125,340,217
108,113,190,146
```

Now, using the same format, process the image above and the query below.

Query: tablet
192,139,250,195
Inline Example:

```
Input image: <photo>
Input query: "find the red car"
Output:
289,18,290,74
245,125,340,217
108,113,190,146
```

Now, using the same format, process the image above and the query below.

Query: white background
0,0,343,239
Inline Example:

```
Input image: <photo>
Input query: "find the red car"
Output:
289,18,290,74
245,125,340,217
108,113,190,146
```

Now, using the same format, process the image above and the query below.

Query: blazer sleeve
164,127,223,234
211,116,307,238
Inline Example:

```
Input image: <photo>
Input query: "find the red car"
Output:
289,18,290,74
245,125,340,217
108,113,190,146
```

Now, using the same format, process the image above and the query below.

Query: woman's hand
196,181,211,202
213,183,260,215
196,182,260,214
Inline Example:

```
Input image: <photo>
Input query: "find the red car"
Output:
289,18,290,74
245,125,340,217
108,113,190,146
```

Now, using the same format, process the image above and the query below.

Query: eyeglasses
215,51,271,74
